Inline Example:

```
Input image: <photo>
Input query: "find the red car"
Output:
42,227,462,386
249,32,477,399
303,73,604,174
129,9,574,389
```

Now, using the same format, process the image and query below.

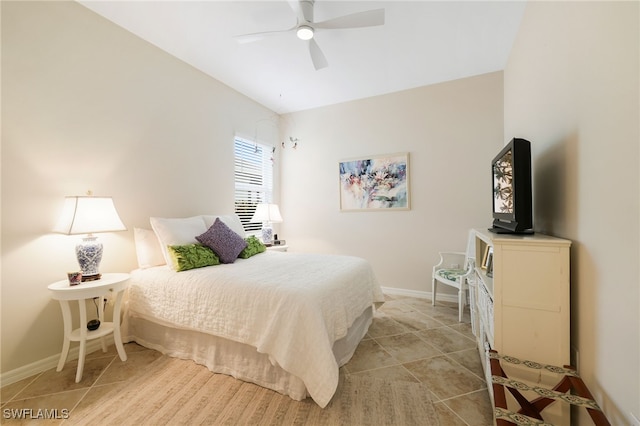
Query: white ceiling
78,1,526,114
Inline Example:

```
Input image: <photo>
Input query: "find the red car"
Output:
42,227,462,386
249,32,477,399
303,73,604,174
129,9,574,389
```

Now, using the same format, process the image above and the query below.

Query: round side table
48,273,130,383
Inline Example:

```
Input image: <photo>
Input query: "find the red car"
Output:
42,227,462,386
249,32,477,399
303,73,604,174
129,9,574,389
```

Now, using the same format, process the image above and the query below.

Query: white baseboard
380,287,458,303
1,337,113,388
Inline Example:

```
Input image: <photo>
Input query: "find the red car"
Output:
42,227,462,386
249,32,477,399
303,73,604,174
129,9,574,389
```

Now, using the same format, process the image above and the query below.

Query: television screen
490,138,533,234
493,148,514,214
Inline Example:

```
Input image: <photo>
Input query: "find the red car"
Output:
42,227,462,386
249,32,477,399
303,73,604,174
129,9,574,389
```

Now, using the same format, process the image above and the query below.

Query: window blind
234,137,273,232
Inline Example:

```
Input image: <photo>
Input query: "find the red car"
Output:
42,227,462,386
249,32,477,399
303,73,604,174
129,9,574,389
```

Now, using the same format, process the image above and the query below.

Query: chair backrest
465,230,476,270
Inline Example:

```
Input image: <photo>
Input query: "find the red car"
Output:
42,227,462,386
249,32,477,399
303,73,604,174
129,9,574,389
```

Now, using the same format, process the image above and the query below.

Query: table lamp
53,194,127,281
250,203,282,246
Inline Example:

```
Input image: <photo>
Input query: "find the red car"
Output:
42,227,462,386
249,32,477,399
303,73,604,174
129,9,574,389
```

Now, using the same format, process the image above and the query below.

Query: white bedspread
126,251,384,407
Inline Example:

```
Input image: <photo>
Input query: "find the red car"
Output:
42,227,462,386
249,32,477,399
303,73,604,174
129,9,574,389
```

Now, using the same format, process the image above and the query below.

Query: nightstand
48,273,130,383
267,244,289,252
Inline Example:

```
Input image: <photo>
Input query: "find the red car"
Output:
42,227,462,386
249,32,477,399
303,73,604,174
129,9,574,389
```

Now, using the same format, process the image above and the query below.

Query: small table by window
266,244,289,252
48,273,130,383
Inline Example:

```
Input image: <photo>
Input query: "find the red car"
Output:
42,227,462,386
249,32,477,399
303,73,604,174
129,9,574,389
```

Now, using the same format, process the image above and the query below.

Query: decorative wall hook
283,137,299,149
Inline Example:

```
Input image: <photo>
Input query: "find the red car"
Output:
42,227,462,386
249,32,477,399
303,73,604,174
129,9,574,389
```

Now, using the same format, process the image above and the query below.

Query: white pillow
202,214,246,238
134,227,166,269
150,216,208,267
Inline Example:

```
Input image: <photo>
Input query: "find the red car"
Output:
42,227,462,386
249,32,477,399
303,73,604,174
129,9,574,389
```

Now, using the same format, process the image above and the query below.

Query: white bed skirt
122,306,373,402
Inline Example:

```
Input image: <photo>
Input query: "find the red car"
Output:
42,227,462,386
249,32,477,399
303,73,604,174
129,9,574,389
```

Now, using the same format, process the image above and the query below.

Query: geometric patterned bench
489,350,611,426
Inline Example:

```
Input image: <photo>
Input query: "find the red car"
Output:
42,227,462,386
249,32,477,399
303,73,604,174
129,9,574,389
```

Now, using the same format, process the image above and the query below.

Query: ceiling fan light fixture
296,25,314,40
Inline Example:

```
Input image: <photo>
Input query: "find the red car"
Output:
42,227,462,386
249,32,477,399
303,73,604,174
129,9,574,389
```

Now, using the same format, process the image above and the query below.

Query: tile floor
1,295,493,425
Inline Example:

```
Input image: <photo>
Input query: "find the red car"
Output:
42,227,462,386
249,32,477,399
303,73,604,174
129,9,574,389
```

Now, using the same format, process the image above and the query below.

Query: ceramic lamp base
76,236,103,278
261,226,274,246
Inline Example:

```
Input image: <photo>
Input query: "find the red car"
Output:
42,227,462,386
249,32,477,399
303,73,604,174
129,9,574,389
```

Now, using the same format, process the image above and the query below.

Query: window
234,136,274,233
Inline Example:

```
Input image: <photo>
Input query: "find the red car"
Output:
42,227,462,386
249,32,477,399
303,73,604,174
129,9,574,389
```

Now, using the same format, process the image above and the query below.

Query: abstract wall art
339,152,410,211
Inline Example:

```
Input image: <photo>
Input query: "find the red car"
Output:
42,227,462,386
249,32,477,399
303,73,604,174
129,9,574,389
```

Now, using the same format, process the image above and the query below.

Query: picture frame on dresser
481,246,493,270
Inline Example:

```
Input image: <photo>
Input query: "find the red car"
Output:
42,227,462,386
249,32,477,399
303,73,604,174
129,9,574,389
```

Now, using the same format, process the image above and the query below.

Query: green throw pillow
238,236,266,259
168,244,220,271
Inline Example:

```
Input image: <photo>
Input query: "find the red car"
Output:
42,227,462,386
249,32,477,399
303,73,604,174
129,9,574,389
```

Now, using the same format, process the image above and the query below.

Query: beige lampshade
53,196,127,235
250,203,283,224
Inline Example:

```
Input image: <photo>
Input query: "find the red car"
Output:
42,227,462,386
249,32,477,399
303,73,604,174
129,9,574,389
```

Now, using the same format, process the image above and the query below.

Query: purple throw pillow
196,218,247,264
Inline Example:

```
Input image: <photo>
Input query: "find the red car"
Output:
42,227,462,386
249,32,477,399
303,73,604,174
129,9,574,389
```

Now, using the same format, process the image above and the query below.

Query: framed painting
339,152,410,211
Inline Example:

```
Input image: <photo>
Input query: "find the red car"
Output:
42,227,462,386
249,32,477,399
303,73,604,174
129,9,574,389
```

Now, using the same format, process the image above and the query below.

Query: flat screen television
490,138,533,234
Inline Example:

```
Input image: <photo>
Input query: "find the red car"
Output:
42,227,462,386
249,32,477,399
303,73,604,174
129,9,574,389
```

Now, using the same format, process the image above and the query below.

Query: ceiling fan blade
300,0,314,23
314,8,385,30
234,27,294,44
287,0,304,22
288,0,314,23
308,38,328,70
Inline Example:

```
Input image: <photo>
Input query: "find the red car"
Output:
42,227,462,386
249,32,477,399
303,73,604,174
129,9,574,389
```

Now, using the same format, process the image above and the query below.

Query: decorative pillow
167,244,220,272
202,214,246,239
134,228,166,268
196,218,247,264
150,216,208,267
239,235,267,259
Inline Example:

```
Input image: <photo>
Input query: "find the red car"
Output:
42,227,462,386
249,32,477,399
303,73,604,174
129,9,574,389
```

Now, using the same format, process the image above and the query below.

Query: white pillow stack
150,216,208,266
133,227,166,269
133,214,247,270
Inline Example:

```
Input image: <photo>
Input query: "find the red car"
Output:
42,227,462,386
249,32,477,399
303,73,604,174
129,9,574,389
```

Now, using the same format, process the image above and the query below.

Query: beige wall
504,2,639,423
279,72,504,294
1,1,278,373
7,5,635,423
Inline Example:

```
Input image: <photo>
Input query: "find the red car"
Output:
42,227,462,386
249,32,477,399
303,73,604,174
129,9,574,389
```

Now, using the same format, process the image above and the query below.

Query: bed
122,214,385,408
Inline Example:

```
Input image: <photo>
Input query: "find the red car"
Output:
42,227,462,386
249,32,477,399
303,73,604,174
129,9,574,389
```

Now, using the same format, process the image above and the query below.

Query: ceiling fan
235,0,385,70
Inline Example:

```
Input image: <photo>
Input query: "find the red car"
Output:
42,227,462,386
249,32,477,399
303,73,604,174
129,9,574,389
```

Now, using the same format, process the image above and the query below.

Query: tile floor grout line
3,386,93,403
63,352,122,424
438,387,490,403
444,324,477,343
7,353,119,407
64,386,94,423
90,353,117,389
1,371,44,404
440,400,476,426
443,349,489,382
398,362,426,387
